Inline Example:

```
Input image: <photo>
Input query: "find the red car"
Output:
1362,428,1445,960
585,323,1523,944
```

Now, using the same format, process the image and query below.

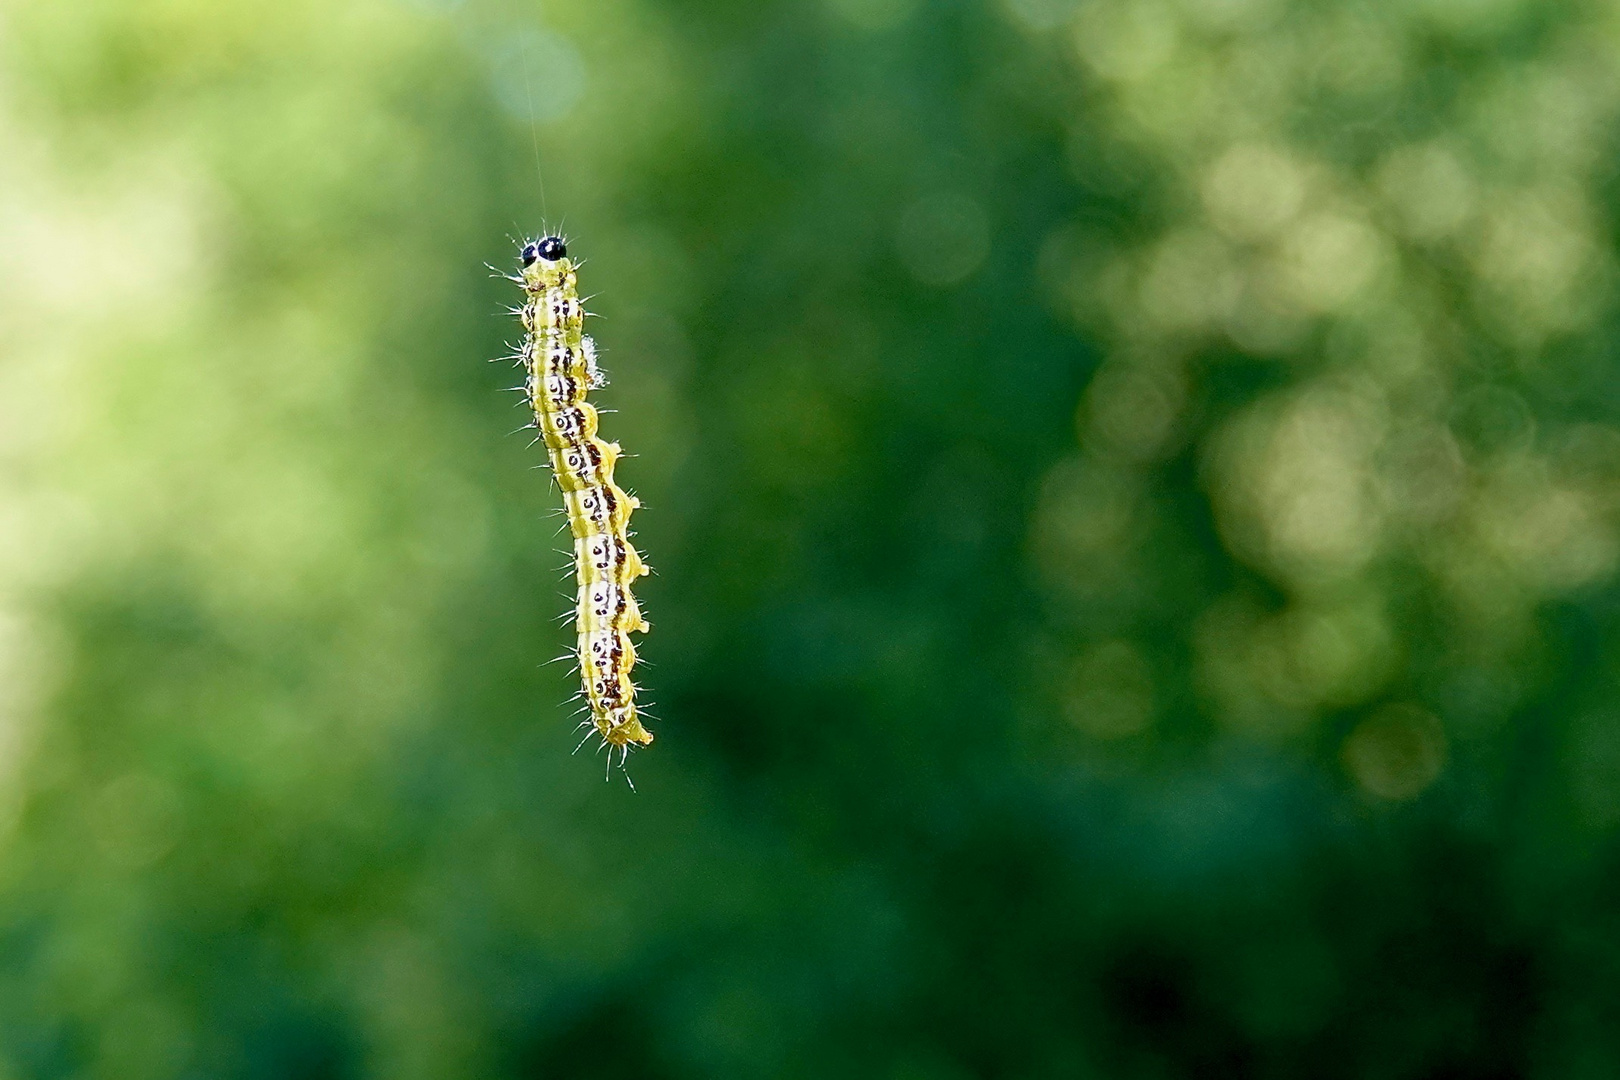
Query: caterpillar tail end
599,712,654,749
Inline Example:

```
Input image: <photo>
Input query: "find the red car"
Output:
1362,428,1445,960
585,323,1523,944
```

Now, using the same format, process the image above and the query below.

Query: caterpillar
505,235,653,759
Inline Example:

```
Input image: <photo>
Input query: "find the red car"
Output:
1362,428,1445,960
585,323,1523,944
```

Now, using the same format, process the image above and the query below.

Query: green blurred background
2,0,1620,1074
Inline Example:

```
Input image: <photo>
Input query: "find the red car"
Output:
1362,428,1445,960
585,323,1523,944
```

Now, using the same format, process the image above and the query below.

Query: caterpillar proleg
507,236,653,755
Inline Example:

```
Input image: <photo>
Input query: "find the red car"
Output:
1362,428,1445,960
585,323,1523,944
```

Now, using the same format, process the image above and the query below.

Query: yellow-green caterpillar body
510,236,653,753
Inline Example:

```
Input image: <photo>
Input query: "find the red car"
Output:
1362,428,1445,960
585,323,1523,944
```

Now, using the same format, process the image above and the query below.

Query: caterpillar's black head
521,236,567,267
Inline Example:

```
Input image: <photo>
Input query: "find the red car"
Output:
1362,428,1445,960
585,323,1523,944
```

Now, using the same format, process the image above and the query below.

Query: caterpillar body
508,236,653,755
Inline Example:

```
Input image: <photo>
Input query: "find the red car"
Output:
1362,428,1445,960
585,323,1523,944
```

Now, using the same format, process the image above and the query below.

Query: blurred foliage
2,0,1620,1075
